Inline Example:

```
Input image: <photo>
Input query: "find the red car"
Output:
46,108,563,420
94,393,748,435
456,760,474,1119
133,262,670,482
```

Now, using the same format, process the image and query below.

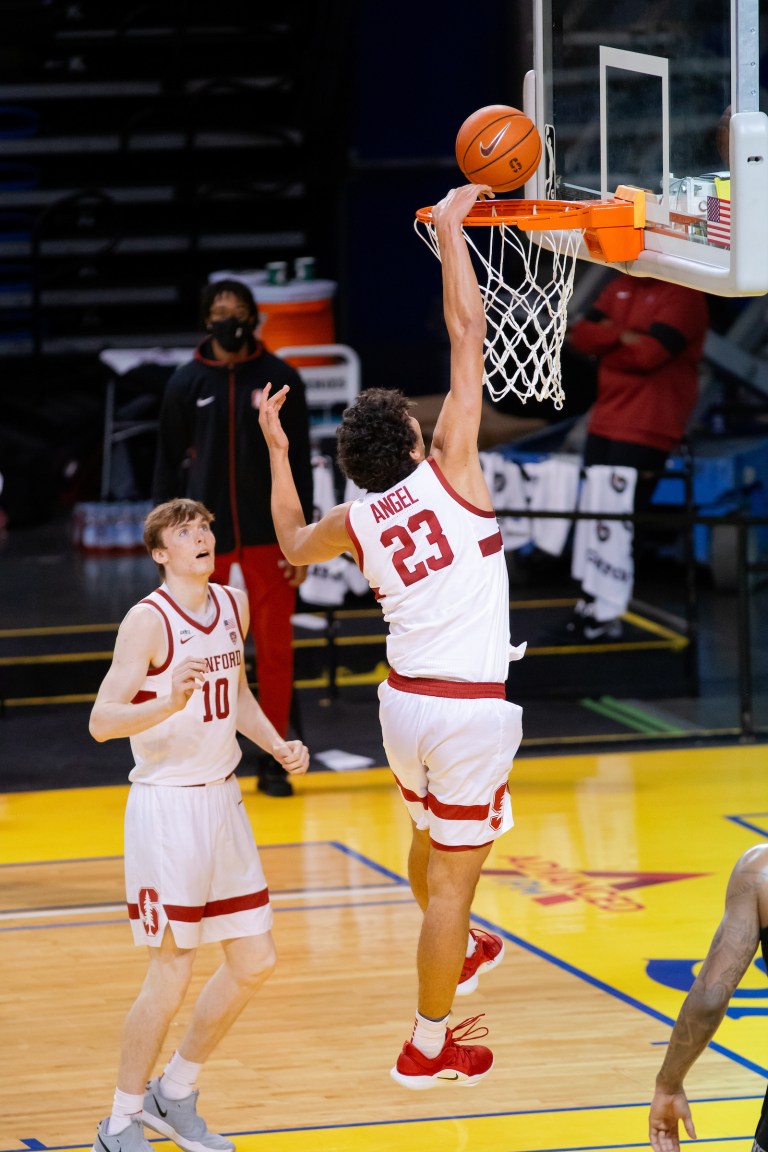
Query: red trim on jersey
345,504,364,569
155,586,221,635
219,584,245,642
392,773,428,808
131,690,158,704
127,887,270,924
388,669,505,699
427,457,497,517
478,529,503,557
430,837,494,852
139,596,174,675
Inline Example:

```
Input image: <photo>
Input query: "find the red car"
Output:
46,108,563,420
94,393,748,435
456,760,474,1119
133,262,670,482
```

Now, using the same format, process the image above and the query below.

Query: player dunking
259,182,525,1087
87,498,308,1152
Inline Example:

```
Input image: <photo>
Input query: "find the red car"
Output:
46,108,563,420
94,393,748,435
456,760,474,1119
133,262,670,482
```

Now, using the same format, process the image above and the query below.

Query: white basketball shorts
124,773,273,948
378,673,523,850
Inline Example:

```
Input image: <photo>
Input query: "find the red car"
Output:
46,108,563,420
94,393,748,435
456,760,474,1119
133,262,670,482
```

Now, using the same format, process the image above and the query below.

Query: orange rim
415,198,591,228
415,197,645,262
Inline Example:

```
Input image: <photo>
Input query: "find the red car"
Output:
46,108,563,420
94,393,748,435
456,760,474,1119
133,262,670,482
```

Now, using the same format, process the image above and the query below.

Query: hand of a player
258,381,291,452
432,182,494,230
649,1088,696,1152
272,739,310,776
170,657,206,710
278,558,307,587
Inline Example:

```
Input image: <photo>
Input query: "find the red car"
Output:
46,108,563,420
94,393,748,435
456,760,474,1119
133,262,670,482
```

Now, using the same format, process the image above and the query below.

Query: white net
415,217,584,411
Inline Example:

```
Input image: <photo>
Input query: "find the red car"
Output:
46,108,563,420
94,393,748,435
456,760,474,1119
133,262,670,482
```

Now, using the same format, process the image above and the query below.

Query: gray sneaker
92,1118,153,1152
142,1077,235,1152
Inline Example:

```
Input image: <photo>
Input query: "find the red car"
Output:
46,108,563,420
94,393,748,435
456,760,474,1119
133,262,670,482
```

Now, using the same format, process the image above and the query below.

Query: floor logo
485,855,707,912
646,957,768,1017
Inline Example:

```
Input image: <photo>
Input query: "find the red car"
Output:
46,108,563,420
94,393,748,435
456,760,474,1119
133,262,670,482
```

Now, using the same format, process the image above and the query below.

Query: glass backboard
526,0,768,296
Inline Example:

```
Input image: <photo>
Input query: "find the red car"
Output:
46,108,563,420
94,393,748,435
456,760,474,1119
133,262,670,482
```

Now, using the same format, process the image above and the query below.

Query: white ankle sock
107,1088,144,1134
411,1011,449,1059
160,1051,202,1100
465,932,477,958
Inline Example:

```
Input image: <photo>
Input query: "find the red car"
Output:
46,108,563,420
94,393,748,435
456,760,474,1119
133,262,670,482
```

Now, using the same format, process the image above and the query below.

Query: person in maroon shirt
563,271,709,639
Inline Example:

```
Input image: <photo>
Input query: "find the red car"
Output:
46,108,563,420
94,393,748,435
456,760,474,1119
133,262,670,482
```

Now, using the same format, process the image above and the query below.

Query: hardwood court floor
2,745,767,1152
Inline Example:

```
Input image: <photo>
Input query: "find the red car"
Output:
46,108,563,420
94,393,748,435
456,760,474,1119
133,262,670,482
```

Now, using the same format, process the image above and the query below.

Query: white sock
411,1011,449,1059
106,1088,144,1134
465,932,477,958
160,1051,202,1100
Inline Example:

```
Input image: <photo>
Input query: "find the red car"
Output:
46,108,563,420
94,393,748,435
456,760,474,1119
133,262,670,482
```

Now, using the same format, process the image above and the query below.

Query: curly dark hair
336,388,419,493
199,278,259,327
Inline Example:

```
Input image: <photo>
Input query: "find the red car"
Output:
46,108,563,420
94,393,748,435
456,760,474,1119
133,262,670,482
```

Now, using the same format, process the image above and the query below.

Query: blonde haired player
259,183,526,1088
87,498,308,1152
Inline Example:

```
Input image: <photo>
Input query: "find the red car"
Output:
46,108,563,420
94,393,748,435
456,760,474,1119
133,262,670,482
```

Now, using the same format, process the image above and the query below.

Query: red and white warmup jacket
129,583,245,785
346,457,524,684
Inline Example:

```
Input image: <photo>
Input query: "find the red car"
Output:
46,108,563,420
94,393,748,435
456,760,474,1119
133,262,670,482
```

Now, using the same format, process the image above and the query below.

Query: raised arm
649,845,768,1152
259,382,354,565
429,183,493,503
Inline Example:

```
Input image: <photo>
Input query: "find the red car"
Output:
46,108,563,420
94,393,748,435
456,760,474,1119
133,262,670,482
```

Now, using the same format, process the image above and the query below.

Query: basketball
455,105,542,193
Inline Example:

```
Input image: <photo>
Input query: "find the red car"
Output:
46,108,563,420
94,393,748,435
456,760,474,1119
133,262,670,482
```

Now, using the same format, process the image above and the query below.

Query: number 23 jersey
345,457,523,683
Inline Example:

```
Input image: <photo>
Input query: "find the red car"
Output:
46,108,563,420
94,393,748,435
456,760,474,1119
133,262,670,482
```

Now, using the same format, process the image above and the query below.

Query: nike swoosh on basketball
479,125,510,158
196,396,215,407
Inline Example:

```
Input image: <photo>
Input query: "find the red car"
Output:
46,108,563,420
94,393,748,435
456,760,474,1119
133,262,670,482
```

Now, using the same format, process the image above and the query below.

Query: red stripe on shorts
428,793,490,822
127,888,269,923
392,772,428,808
430,836,495,852
388,669,505,699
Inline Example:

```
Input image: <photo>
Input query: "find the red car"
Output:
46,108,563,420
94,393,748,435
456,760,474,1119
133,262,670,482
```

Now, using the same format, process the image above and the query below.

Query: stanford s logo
138,887,161,936
489,784,506,831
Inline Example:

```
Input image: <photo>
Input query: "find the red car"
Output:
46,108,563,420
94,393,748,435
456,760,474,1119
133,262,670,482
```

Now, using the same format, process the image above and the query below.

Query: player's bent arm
275,501,354,566
259,381,354,563
89,605,196,741
234,665,309,776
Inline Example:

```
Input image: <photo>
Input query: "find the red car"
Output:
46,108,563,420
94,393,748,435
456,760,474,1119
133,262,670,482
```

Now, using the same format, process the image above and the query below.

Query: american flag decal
706,195,731,248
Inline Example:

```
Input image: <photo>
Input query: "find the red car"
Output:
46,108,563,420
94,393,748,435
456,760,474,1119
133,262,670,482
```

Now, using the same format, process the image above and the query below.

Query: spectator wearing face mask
152,278,314,796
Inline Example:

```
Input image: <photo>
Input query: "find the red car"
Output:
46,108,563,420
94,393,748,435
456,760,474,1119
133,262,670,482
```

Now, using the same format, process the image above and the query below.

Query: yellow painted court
1,744,766,1151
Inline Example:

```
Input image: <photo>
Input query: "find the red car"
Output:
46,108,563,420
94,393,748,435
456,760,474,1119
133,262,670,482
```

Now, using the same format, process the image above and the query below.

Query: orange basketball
455,104,542,193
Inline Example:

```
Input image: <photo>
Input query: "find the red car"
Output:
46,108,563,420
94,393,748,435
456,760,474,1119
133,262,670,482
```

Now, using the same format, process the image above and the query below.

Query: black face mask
208,315,252,352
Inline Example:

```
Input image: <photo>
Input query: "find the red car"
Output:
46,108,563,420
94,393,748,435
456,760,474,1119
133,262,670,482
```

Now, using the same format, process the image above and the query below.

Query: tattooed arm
649,844,768,1152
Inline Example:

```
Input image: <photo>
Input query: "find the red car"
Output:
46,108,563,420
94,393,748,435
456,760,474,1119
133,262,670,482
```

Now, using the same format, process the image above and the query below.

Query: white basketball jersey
128,583,245,785
346,457,517,682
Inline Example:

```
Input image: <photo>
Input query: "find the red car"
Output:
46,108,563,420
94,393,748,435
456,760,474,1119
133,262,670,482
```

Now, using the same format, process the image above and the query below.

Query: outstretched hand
649,1088,697,1152
258,381,291,452
431,182,494,230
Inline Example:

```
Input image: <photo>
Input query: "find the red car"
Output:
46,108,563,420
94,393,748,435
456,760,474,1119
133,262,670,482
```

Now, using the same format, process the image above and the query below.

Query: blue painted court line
469,908,768,1079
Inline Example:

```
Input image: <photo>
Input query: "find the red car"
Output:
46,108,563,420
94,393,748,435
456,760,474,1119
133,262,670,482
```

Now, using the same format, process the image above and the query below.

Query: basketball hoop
414,196,644,410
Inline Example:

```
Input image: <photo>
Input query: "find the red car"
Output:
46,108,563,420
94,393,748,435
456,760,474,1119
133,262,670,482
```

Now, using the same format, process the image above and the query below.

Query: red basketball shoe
390,1014,493,1090
456,929,505,996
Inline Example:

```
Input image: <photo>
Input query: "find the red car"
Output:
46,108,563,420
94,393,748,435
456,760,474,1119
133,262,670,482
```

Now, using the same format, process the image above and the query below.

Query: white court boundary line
0,883,408,922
